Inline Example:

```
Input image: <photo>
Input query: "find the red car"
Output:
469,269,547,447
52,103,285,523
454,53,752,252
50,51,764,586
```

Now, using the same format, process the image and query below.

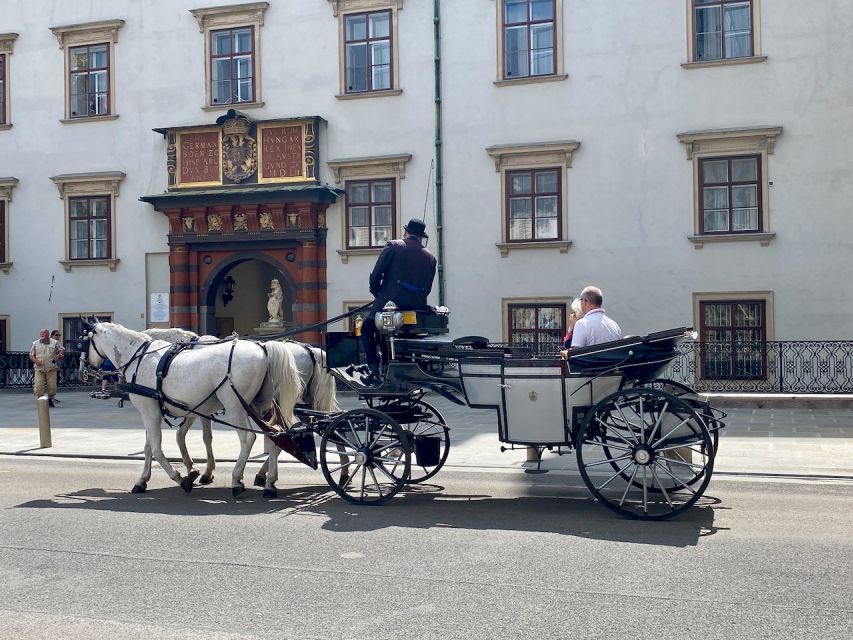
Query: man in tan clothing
29,328,64,407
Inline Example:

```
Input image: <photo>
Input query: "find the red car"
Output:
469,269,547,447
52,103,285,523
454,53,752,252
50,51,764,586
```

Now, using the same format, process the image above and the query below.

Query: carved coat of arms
221,115,257,182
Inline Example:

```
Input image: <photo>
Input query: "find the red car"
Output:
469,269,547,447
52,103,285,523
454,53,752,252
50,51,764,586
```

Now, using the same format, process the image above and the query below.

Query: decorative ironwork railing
0,352,87,389
506,340,853,394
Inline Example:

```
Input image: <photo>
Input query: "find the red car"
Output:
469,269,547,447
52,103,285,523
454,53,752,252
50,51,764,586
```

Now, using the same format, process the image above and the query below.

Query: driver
361,218,437,385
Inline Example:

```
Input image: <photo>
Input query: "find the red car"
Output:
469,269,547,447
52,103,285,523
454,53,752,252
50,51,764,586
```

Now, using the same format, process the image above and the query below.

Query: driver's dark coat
369,236,437,314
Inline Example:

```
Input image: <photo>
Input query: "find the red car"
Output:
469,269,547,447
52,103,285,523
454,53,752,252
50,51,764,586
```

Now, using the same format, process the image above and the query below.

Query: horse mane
144,327,199,342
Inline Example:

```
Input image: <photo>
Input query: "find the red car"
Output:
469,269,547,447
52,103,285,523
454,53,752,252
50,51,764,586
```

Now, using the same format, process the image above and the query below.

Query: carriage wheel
319,408,411,505
641,378,720,453
576,388,715,520
375,399,450,484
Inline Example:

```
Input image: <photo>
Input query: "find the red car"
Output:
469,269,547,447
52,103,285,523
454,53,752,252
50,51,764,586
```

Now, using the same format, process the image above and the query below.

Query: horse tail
263,341,304,427
308,347,339,412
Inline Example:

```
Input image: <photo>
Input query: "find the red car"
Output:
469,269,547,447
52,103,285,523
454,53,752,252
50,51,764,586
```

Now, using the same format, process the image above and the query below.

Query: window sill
0,123,11,131
682,56,768,70
60,114,119,124
335,89,403,101
337,247,383,264
60,258,120,272
0,261,11,274
688,232,775,249
496,240,572,258
494,73,568,88
202,101,265,112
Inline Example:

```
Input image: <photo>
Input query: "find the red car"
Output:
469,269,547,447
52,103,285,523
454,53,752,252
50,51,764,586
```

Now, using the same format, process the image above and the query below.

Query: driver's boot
361,363,383,386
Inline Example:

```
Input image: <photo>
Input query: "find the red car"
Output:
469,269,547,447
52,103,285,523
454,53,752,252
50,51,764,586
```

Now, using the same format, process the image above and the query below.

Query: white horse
79,321,303,497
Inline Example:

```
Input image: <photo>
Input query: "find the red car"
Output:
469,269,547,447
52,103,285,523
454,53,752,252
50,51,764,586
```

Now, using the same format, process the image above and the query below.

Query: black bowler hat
404,218,428,238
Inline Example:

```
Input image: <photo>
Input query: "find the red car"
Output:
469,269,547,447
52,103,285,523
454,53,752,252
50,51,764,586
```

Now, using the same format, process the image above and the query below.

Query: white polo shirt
571,308,623,348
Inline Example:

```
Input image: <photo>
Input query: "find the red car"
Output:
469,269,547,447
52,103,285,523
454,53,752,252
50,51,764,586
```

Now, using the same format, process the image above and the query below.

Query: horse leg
143,412,192,492
132,436,153,494
199,417,215,485
176,416,200,485
262,438,281,498
230,423,257,498
254,456,268,488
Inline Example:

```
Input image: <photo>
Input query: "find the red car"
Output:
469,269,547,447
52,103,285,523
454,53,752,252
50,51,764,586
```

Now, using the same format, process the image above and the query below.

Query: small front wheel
319,408,411,505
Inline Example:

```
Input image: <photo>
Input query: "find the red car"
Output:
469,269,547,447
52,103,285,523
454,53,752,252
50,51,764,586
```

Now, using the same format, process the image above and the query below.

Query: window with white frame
0,53,7,125
677,126,781,247
190,2,268,109
50,172,125,271
0,34,17,128
329,0,402,98
495,0,565,84
699,297,767,379
50,20,123,122
0,177,16,271
507,301,566,356
693,0,753,62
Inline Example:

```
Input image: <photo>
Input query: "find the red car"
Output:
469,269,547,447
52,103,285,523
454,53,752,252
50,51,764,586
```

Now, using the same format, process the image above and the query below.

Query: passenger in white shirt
562,286,622,353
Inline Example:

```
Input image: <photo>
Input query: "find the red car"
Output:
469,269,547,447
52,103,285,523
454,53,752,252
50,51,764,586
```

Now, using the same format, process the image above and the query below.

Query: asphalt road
1,457,851,640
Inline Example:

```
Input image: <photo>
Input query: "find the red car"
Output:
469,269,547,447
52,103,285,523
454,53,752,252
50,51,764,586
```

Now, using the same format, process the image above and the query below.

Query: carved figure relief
182,217,195,232
221,115,257,182
316,212,326,228
207,214,222,232
266,278,284,323
287,212,299,228
259,211,274,230
233,212,248,231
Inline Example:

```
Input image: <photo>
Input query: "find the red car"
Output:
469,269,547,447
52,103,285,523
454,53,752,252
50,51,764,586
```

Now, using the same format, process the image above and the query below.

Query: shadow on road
15,479,724,547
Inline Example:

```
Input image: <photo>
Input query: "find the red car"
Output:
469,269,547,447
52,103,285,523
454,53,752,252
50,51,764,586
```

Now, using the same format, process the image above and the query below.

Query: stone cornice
50,171,126,199
327,0,403,18
0,33,19,55
326,153,412,185
0,177,19,201
677,126,783,159
486,140,580,172
190,2,270,32
50,20,125,49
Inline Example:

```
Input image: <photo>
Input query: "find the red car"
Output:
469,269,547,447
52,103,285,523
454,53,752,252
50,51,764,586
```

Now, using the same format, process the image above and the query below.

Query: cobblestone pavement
1,389,852,477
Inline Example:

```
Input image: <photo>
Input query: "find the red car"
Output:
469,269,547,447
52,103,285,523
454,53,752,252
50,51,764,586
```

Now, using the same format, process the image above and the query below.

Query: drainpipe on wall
434,0,445,305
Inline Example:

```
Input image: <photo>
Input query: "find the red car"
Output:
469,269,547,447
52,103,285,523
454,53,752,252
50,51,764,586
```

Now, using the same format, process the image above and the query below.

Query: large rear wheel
576,388,714,520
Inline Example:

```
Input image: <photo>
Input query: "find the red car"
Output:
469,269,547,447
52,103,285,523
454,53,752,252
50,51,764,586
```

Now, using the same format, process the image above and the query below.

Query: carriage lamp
376,301,404,334
221,275,236,307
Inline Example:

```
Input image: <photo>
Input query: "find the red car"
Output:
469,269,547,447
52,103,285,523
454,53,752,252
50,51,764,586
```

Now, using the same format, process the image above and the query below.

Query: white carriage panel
502,367,566,444
459,362,503,407
564,375,623,431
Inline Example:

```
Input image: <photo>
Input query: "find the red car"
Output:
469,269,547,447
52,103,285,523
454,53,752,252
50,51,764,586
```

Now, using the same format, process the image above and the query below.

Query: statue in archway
266,278,284,324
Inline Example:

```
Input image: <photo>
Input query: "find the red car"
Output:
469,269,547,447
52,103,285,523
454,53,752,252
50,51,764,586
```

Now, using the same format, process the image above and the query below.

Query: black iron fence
0,352,88,390
517,339,853,393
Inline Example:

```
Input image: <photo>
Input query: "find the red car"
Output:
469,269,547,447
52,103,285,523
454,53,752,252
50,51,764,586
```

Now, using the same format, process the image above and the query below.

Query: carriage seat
567,327,692,382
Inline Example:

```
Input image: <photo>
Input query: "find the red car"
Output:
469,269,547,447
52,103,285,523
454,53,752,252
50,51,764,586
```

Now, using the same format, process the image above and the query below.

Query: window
677,126,781,247
506,168,560,241
62,314,112,353
190,2,268,110
699,299,766,379
0,34,18,128
50,20,123,122
210,27,255,105
344,11,392,93
699,155,760,233
346,179,395,248
0,54,6,125
508,303,565,356
502,0,555,79
693,0,753,62
69,196,110,260
69,44,110,117
330,0,402,99
326,153,411,262
50,171,124,271
0,177,16,271
487,141,577,256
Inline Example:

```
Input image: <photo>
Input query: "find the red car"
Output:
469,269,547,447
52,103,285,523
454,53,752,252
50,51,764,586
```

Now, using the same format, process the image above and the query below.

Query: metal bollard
36,395,52,449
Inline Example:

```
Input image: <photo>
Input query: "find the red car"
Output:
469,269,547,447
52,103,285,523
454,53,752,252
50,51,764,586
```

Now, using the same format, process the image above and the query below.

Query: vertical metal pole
778,340,784,393
434,0,445,305
37,395,52,448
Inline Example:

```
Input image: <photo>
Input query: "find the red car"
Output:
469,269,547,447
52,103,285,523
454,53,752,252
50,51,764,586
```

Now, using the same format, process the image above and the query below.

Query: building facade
1,0,851,382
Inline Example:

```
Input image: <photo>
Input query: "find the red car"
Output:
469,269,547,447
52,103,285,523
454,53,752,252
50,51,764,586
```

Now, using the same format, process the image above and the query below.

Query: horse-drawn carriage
78,306,725,520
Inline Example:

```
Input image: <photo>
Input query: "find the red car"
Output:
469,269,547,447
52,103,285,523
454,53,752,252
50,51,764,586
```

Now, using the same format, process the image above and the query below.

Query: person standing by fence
29,328,64,407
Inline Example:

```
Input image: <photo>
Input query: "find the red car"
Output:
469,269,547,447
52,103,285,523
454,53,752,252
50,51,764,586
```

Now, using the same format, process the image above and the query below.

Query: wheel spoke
642,466,648,514
595,462,633,491
651,465,674,510
647,400,669,444
583,440,632,453
650,415,693,448
367,466,384,498
613,402,641,444
339,463,362,491
584,453,632,468
369,422,389,448
653,460,698,495
374,460,402,483
595,417,636,448
359,466,367,501
618,465,640,507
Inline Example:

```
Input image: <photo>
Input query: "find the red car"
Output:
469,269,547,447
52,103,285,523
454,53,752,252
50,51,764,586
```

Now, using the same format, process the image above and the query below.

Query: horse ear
80,315,94,333
93,315,102,324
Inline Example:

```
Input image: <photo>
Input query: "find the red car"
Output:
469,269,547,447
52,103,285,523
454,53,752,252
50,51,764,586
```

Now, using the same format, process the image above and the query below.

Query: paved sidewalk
1,390,852,478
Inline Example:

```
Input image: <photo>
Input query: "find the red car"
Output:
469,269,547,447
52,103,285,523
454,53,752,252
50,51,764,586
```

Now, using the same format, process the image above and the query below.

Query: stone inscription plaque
261,126,304,180
179,131,220,185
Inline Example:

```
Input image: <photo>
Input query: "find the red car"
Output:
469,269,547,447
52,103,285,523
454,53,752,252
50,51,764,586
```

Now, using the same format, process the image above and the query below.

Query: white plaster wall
0,0,851,349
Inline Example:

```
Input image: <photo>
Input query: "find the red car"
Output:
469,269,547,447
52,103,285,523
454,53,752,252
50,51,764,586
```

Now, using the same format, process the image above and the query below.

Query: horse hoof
199,473,213,485
262,487,277,499
131,483,147,494
188,469,200,482
179,476,194,493
232,483,245,498
253,473,266,488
